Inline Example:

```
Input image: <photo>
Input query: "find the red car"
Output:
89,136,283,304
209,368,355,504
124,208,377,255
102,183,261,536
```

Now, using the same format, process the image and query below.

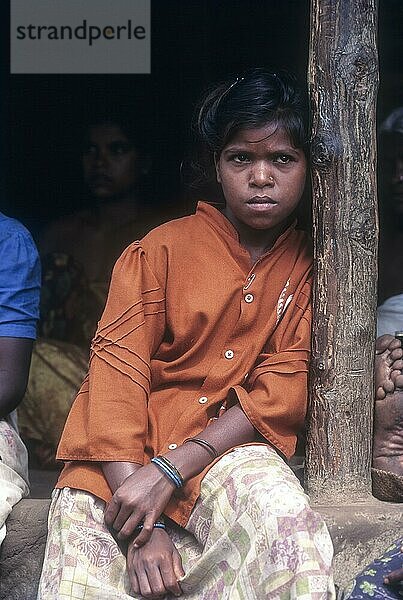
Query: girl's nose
250,162,275,187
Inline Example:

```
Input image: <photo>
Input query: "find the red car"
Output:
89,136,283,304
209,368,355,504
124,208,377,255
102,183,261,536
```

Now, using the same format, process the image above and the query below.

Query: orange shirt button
198,396,208,404
224,349,234,359
168,443,177,450
244,293,254,303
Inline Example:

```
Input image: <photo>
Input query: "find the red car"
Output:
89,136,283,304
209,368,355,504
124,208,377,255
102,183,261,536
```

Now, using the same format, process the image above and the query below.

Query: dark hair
186,68,308,201
196,68,308,154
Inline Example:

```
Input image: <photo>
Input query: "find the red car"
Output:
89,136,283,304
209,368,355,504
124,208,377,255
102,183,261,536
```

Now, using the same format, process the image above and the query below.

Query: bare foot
375,334,403,400
373,335,403,476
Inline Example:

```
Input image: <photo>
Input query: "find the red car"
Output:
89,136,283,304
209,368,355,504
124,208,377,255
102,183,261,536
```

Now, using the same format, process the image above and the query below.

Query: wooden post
306,0,379,503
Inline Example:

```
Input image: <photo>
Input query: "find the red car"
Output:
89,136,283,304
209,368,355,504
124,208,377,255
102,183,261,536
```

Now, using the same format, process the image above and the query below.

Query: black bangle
134,519,166,532
184,437,219,460
151,456,184,488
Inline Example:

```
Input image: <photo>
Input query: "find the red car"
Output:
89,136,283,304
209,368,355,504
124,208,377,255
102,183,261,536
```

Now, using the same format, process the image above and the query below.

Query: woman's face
82,124,141,200
215,124,307,233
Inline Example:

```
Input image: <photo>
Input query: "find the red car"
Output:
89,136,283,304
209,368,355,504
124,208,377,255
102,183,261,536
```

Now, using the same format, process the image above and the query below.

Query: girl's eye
232,153,250,163
274,154,293,164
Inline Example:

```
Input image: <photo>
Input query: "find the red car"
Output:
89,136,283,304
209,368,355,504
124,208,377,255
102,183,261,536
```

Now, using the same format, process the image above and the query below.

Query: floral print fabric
38,445,335,599
340,539,403,599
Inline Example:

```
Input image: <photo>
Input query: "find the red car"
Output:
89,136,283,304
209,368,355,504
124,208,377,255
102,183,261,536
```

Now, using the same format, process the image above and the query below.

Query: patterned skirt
37,445,335,599
0,419,29,547
338,538,403,599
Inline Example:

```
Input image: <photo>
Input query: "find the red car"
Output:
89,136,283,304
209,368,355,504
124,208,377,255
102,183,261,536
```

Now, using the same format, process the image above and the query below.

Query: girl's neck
222,208,292,263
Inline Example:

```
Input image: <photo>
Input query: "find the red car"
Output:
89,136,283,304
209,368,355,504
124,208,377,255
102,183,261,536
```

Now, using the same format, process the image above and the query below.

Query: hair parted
194,67,309,154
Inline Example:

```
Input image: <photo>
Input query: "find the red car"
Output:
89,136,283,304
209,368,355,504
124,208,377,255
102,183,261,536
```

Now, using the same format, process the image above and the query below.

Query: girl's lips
247,196,277,206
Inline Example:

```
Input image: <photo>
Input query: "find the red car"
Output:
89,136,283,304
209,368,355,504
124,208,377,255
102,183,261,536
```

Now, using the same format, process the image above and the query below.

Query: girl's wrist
150,456,184,489
128,524,170,552
149,461,178,490
164,443,213,482
134,517,166,534
102,461,143,493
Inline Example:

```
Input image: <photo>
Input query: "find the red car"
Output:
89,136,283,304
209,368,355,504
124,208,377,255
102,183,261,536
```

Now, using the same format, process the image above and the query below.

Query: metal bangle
157,455,185,486
151,456,183,488
134,520,166,532
184,437,219,460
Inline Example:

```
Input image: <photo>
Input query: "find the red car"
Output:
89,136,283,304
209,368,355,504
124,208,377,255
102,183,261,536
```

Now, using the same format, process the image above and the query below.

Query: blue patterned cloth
341,538,403,599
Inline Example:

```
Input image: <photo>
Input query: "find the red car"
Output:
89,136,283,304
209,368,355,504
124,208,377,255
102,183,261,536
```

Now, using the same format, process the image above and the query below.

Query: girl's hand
127,528,184,599
385,564,403,586
104,463,176,545
384,545,403,586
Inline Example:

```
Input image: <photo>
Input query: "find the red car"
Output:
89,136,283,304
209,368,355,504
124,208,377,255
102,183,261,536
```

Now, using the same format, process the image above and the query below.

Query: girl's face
215,124,307,234
82,124,141,200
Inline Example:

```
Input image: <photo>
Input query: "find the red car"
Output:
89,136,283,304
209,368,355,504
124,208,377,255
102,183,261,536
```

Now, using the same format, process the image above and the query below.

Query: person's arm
0,337,33,418
56,242,167,467
105,282,311,546
104,403,256,542
102,462,143,493
0,224,40,418
104,406,254,598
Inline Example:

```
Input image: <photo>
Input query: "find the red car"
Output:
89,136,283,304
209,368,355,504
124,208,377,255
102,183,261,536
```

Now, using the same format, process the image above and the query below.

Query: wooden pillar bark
305,0,379,503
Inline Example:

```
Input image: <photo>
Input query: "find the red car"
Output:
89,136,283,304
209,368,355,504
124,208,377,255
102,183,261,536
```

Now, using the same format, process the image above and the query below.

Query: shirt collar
196,201,239,241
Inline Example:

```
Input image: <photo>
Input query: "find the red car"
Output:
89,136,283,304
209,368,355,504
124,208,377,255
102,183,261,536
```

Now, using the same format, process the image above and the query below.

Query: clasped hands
104,462,184,598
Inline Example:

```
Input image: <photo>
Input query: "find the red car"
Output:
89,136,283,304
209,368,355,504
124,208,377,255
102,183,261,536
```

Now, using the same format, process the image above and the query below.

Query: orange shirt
57,202,312,526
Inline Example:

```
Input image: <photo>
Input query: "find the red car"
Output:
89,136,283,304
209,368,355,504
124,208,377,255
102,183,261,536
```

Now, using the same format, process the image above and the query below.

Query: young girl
38,69,335,599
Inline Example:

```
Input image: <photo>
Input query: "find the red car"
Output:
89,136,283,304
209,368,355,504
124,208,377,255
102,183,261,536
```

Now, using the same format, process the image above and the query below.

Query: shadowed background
0,0,402,234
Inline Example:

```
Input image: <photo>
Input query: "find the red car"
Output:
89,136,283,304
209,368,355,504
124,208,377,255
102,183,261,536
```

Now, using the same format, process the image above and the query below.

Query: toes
391,358,403,372
395,373,403,389
388,338,402,352
376,386,386,400
391,369,402,384
390,348,403,362
376,334,398,353
383,379,395,393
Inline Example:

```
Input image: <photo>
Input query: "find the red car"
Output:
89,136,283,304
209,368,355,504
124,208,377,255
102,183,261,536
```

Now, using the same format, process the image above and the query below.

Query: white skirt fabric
0,418,29,546
37,445,335,600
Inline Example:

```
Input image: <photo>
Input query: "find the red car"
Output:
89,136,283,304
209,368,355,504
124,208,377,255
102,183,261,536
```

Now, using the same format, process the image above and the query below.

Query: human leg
337,337,403,596
373,335,403,480
37,488,136,600
375,335,403,401
38,448,335,600
0,419,29,546
173,445,335,600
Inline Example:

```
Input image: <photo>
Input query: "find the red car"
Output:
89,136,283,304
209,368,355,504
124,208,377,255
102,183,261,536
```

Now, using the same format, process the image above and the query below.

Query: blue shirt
0,212,41,339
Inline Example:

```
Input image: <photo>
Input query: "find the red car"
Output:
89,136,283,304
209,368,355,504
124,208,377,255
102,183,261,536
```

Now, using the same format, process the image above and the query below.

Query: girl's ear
214,152,221,184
